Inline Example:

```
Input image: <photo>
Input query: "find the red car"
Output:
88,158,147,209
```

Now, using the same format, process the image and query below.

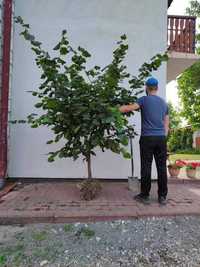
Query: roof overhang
167,51,200,83
168,0,173,8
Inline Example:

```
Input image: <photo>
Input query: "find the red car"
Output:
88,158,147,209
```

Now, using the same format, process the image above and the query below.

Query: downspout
0,0,12,188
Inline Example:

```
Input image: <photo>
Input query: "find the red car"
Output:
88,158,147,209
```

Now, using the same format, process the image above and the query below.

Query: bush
167,127,193,152
174,149,200,155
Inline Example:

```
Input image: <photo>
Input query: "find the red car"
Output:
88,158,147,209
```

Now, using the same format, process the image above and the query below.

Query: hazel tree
14,16,168,179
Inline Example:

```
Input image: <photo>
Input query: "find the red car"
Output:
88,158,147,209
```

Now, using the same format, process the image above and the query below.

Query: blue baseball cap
145,77,158,87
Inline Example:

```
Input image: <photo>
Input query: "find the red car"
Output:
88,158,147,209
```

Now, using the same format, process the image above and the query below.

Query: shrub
168,127,193,152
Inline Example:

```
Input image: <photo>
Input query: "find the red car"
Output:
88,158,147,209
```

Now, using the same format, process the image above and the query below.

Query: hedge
167,127,193,152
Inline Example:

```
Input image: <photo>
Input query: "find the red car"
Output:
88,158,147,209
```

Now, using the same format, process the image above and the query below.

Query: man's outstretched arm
119,103,140,113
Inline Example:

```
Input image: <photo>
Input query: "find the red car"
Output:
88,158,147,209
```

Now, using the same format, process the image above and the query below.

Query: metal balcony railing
168,15,196,53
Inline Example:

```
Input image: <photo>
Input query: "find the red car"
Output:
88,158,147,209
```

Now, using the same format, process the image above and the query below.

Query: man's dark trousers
139,136,168,198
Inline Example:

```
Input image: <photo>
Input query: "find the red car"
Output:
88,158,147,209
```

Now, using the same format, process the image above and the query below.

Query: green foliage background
177,0,200,129
168,127,193,152
168,102,181,130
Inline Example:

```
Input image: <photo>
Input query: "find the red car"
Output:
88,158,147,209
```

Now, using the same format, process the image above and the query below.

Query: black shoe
134,193,150,205
158,196,167,205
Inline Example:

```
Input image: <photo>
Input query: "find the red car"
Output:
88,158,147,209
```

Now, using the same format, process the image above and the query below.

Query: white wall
9,0,168,178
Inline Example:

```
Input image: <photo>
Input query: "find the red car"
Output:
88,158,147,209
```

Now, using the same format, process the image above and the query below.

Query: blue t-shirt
136,95,168,136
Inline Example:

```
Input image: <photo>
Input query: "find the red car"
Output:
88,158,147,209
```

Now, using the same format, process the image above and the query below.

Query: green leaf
34,103,43,108
46,99,58,109
62,30,67,35
102,117,115,124
121,147,132,159
31,123,38,128
14,16,24,24
58,151,65,158
18,120,27,123
31,40,42,47
74,126,81,134
9,120,17,124
32,91,38,96
120,34,127,40
123,152,132,159
46,140,54,144
31,47,41,55
60,46,68,55
57,58,66,65
55,134,63,142
23,23,30,28
78,47,91,58
120,136,129,146
94,65,101,70
53,43,61,50
23,32,35,42
48,155,55,162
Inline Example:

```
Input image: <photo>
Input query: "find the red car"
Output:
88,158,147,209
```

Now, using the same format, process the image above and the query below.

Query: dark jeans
139,136,168,198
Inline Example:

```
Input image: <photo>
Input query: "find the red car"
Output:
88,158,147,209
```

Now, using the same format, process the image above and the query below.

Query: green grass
170,154,200,161
0,244,26,267
33,247,51,260
12,251,24,267
80,227,95,239
32,230,47,241
63,224,73,233
0,255,6,266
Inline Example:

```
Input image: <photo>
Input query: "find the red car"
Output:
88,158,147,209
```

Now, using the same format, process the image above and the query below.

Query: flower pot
186,169,196,179
128,177,140,192
168,167,180,178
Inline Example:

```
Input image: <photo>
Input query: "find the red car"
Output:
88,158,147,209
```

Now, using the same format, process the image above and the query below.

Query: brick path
0,181,200,224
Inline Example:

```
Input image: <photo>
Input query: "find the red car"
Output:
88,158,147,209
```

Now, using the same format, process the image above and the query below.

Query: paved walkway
0,180,200,224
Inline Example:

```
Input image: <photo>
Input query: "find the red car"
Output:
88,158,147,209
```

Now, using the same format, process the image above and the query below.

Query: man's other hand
119,103,140,113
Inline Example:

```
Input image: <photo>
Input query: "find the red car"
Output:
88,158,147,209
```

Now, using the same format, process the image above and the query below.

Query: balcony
168,15,196,53
167,15,200,82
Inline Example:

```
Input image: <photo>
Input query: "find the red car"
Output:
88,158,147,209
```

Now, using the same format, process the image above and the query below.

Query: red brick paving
0,181,200,224
0,182,17,199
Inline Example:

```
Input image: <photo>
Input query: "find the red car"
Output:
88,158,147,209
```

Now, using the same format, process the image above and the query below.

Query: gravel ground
0,216,200,267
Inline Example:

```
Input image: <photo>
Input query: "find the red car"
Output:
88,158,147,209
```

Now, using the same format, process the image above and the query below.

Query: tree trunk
86,154,92,179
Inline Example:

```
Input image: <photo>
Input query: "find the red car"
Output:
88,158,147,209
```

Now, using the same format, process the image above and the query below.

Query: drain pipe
0,0,12,189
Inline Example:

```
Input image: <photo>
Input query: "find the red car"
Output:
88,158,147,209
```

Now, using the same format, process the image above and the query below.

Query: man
119,77,169,205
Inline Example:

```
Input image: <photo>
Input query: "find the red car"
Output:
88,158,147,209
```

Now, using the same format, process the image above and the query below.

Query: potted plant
168,160,185,178
186,162,200,179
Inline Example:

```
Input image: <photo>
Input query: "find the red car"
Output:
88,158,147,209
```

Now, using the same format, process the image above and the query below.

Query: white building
0,0,198,181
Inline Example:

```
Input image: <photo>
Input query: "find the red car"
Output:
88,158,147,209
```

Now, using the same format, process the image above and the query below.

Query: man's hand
119,103,140,113
119,105,131,113
164,115,169,136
